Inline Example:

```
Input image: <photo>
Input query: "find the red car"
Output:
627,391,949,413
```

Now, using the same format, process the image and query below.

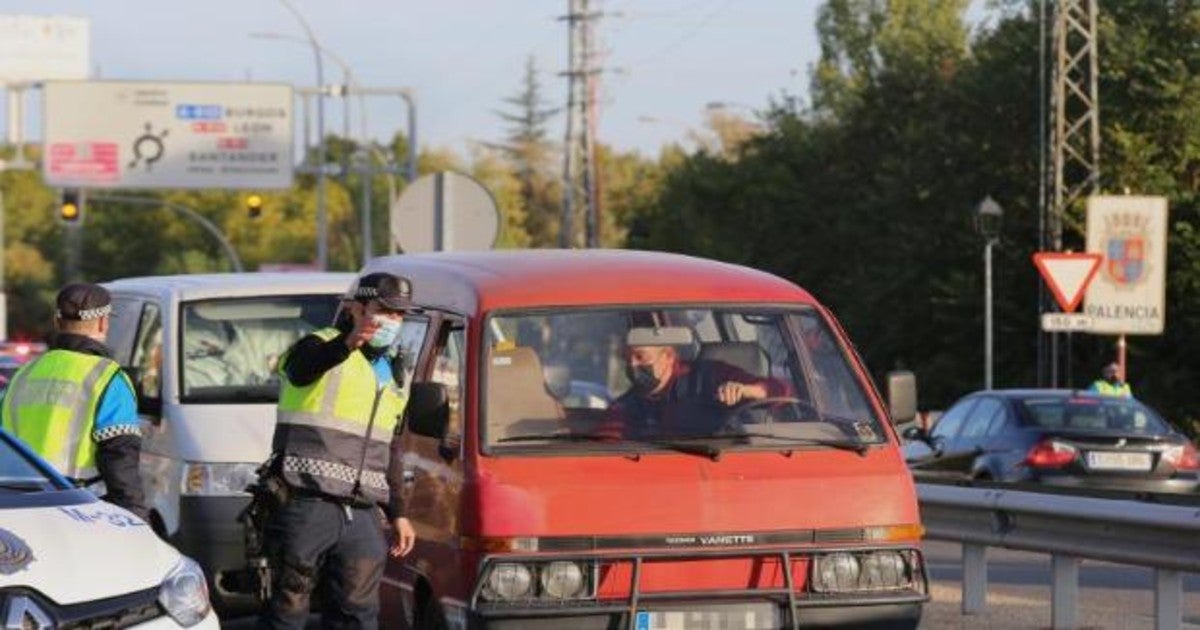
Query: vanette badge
3,595,53,630
0,529,34,575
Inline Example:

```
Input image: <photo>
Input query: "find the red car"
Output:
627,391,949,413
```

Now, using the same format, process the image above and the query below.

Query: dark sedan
903,389,1199,493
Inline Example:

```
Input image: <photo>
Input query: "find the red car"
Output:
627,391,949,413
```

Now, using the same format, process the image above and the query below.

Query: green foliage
492,56,561,247
621,0,1200,429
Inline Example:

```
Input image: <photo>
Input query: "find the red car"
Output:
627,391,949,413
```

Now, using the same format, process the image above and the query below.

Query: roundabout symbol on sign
128,122,169,171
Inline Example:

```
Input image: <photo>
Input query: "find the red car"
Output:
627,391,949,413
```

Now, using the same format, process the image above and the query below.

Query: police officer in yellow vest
1089,362,1133,398
0,283,146,519
258,272,417,630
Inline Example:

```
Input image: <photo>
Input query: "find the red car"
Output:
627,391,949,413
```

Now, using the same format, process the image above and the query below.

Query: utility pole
1042,0,1100,387
559,0,604,248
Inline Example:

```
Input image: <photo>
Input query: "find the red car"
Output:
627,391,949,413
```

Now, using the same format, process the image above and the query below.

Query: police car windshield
483,306,886,453
179,295,340,404
0,432,65,492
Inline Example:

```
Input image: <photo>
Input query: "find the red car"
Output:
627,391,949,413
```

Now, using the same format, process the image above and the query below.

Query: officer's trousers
257,496,386,630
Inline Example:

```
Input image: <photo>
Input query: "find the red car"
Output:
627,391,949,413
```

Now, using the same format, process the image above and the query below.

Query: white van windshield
180,295,340,403
483,306,885,453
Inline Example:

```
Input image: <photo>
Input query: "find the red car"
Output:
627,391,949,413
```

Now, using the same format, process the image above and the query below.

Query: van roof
105,272,355,301
363,250,812,313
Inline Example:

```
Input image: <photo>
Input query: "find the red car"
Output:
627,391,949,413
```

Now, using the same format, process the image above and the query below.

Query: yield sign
1032,252,1103,313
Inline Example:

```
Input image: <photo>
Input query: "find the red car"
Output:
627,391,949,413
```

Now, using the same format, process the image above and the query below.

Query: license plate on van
635,604,779,630
1086,451,1152,471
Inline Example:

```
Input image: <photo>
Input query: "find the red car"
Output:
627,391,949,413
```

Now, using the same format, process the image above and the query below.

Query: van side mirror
405,382,449,439
886,370,917,425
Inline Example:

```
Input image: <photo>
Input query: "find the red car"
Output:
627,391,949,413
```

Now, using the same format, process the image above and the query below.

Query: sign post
392,172,499,253
1084,195,1169,384
1032,252,1102,328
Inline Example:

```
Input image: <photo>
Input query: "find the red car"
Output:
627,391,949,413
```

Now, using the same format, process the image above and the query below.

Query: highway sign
1032,252,1102,313
392,172,499,252
1084,195,1168,335
43,81,293,190
1041,313,1094,333
0,15,88,82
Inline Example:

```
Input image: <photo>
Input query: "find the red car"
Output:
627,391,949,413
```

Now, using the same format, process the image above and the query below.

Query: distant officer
258,272,417,630
1089,362,1133,398
0,282,146,519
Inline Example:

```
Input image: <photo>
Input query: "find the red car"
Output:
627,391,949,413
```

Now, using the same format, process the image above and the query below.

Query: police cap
55,282,113,321
352,272,413,311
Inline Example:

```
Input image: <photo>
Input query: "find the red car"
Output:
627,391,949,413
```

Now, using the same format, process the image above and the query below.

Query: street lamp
274,0,329,270
398,89,417,186
250,31,369,141
976,195,1004,390
251,31,376,266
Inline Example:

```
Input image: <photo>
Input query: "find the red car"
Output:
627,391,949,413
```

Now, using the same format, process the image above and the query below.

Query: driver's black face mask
627,364,662,392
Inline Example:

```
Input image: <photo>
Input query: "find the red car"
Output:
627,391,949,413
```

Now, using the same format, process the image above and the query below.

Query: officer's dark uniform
257,273,412,630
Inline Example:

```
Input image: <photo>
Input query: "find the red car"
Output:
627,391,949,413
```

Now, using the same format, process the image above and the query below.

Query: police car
0,428,218,628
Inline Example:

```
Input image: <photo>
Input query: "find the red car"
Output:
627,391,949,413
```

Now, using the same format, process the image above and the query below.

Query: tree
493,56,560,247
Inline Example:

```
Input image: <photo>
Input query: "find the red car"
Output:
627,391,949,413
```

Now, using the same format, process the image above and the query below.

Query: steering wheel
718,396,817,433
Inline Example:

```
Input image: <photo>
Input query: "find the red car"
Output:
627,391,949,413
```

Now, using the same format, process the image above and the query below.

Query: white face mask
367,314,402,348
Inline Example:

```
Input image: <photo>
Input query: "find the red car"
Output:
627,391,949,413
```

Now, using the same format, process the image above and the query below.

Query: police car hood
0,499,179,604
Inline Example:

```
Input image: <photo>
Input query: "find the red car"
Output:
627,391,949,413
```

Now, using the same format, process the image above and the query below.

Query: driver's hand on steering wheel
715,381,768,406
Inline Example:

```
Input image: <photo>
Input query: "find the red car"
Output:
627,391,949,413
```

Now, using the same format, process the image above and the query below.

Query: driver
598,336,786,439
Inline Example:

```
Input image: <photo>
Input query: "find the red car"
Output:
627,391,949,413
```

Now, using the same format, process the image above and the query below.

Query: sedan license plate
635,604,779,630
1086,450,1152,471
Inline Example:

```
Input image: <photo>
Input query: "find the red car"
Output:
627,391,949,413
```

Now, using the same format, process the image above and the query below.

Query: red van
375,250,927,630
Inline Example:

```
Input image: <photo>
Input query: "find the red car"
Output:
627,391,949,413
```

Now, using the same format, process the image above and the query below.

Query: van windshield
180,295,340,403
483,306,886,453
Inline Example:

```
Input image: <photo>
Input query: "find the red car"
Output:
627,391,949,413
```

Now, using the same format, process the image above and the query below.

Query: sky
1,1,824,158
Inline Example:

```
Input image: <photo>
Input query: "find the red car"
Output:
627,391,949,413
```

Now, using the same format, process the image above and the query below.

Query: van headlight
481,563,534,601
813,552,860,593
540,561,587,599
158,556,211,626
182,462,259,496
812,550,915,593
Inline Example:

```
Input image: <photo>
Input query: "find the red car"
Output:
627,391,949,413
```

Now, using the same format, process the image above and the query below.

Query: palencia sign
1084,196,1168,335
43,81,294,190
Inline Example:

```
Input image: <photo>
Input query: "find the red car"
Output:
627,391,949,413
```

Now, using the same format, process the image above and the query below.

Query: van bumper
169,495,258,615
469,596,924,629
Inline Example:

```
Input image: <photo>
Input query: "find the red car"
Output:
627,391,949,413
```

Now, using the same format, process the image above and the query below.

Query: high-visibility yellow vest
1091,380,1133,398
1,350,129,480
274,328,408,504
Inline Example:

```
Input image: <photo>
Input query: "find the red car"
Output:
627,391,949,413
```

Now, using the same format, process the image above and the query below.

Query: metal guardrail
917,479,1200,630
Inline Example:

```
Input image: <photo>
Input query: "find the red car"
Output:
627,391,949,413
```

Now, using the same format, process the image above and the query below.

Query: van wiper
497,432,618,444
668,431,870,456
497,432,722,460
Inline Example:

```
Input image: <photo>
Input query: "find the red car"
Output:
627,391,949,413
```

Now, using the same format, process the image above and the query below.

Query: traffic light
246,194,263,219
59,189,84,224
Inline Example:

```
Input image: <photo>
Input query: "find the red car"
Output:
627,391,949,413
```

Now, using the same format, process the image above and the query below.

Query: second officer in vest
259,272,417,630
0,282,145,519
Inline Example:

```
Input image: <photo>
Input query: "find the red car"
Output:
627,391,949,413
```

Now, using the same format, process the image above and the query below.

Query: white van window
180,295,340,402
106,296,146,366
130,303,163,400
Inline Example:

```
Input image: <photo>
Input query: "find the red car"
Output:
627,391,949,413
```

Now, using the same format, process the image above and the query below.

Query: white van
104,272,354,612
